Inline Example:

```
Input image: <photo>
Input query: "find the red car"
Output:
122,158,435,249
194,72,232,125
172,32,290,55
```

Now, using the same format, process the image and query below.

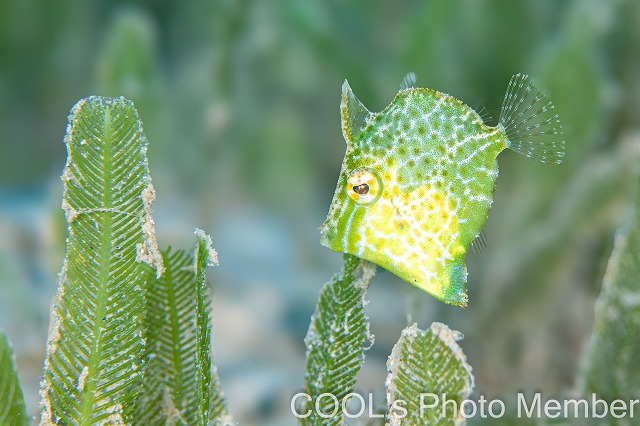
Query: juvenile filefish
320,73,564,307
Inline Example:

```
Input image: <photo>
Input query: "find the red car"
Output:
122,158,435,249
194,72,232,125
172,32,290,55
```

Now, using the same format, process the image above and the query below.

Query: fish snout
319,221,331,247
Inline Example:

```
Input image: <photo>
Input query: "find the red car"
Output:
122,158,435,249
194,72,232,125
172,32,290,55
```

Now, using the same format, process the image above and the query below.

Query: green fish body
320,73,564,307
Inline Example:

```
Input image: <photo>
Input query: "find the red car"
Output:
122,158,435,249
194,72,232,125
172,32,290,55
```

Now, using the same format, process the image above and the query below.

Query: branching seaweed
137,232,231,425
301,254,375,426
579,172,640,424
0,330,28,425
40,97,158,425
301,254,475,425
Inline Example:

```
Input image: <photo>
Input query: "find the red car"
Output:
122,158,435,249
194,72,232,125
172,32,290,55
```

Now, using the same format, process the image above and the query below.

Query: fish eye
346,168,382,205
352,183,369,195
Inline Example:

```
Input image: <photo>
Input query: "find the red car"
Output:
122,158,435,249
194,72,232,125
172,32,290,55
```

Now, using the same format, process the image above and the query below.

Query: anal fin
469,227,487,254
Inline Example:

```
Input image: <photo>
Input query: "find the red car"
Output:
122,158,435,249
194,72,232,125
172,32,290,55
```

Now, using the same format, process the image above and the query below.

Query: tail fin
499,74,565,164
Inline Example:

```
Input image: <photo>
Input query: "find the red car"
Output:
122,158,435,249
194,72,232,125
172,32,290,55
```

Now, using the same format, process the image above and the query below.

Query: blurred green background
1,0,639,424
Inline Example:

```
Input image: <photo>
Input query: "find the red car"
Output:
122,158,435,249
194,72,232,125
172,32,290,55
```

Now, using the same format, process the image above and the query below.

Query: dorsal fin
341,80,372,142
499,74,565,164
400,72,417,90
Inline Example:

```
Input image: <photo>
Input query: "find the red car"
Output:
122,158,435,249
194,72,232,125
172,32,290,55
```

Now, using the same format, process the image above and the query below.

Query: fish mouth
319,222,329,247
319,222,346,255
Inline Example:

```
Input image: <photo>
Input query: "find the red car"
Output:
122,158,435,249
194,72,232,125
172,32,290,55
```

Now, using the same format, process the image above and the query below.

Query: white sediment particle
161,385,186,426
136,182,165,277
218,413,235,426
362,307,375,351
385,323,413,426
39,383,54,426
65,99,85,144
45,262,68,356
64,124,73,144
102,403,126,425
431,322,464,348
71,98,87,116
61,198,78,223
77,366,89,392
61,107,81,223
194,228,219,266
430,322,475,397
40,265,67,423
354,260,376,290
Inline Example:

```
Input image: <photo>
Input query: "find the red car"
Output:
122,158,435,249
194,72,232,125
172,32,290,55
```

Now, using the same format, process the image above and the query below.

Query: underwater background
1,0,639,424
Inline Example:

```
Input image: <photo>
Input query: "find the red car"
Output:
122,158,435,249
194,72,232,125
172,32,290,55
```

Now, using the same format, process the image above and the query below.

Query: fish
319,73,564,307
